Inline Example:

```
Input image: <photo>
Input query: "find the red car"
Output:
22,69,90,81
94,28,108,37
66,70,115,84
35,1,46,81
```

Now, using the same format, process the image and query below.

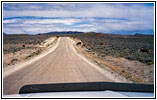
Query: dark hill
40,31,84,35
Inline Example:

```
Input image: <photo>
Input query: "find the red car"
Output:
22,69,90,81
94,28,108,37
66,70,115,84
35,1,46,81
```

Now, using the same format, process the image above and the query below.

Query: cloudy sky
3,3,154,35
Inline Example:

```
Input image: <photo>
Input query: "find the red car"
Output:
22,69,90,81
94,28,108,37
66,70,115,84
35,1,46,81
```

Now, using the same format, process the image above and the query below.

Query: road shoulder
3,37,61,78
68,37,131,83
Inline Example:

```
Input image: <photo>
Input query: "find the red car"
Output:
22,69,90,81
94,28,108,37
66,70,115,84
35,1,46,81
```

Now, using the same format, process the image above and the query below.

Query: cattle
76,42,82,45
140,49,149,53
56,36,59,38
81,43,86,47
100,42,104,46
22,44,25,48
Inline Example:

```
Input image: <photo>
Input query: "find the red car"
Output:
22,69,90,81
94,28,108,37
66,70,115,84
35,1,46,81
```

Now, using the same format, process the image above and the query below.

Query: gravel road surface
3,37,116,95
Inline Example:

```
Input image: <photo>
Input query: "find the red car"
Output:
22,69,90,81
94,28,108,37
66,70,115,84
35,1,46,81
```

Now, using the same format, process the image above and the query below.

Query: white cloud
94,20,154,33
3,17,154,34
3,3,154,34
24,19,81,25
3,28,26,34
3,19,17,23
74,24,95,28
3,4,154,21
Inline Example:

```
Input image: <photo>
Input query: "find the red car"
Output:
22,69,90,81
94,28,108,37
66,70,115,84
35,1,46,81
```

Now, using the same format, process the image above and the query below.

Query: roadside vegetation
3,34,51,54
70,32,154,84
3,34,56,67
70,33,154,65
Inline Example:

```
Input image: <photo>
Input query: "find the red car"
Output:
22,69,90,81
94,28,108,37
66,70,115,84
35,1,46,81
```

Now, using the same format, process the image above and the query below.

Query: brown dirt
3,48,37,66
3,37,57,69
71,37,154,84
104,56,154,84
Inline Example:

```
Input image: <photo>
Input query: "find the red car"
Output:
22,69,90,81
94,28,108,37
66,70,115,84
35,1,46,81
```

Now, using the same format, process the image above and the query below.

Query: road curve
3,37,113,95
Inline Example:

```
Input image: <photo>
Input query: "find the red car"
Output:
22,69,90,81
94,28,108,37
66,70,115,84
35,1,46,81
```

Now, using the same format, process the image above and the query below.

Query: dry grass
3,36,58,68
70,33,154,65
72,37,153,84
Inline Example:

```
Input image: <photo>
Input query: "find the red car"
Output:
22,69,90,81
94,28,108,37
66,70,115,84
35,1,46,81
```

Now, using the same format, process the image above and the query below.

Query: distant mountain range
134,33,153,35
38,31,84,35
3,31,153,36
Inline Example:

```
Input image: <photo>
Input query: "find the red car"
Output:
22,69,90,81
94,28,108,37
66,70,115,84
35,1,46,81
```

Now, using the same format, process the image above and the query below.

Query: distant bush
3,35,51,53
10,58,18,64
147,62,153,65
25,50,41,59
70,33,154,64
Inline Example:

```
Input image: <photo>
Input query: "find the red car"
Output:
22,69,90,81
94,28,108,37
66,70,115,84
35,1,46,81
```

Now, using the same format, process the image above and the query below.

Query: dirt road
3,37,121,95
